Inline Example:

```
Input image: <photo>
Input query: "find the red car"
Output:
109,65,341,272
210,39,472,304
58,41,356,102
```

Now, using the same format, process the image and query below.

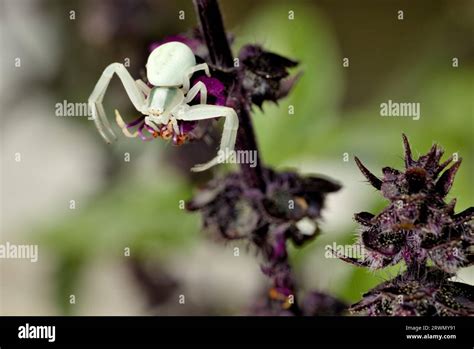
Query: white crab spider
88,41,239,172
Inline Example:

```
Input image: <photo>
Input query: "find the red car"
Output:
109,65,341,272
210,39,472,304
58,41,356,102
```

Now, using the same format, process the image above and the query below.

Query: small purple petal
194,76,227,106
274,287,292,297
144,124,155,133
271,234,287,261
179,121,197,134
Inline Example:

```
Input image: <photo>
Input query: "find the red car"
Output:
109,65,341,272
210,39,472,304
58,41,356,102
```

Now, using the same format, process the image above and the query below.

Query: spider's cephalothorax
88,41,238,172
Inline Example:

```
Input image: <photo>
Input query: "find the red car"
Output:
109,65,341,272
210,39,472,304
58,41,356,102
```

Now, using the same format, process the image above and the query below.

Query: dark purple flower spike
340,134,474,316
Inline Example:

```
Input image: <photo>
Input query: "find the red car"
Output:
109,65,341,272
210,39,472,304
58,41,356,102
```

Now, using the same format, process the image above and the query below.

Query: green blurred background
1,0,473,315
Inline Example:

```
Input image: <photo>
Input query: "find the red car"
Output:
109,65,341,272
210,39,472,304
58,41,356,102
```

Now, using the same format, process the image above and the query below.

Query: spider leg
115,109,139,138
170,117,180,135
114,79,150,138
174,105,238,172
88,63,147,143
135,79,152,96
182,63,210,93
184,81,208,105
144,116,161,132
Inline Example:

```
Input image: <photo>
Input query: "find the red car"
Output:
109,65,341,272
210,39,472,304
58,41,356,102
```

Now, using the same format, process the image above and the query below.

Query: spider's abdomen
146,42,196,87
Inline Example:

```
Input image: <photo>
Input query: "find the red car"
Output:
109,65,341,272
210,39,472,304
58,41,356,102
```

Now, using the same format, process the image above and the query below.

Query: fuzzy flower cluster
339,134,473,316
187,168,343,314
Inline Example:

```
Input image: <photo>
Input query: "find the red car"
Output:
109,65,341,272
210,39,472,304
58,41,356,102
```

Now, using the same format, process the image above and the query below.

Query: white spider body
146,42,196,86
88,41,239,172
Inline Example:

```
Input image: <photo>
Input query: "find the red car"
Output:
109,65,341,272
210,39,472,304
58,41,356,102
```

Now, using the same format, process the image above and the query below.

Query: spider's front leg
184,81,208,105
182,63,210,93
88,63,147,143
175,104,239,172
135,79,151,96
114,78,152,138
165,81,208,137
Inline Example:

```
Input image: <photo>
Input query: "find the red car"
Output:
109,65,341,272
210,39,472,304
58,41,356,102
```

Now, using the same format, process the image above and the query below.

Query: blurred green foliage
40,175,198,313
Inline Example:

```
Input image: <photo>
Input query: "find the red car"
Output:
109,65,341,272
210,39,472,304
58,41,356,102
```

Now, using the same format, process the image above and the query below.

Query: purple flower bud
238,44,300,107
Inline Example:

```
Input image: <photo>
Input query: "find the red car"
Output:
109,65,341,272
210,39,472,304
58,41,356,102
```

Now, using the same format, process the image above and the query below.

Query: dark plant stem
193,0,303,315
193,0,266,191
193,0,233,68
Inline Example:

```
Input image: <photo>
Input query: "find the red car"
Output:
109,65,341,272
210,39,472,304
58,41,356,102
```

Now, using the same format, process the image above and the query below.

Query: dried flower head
187,167,341,313
238,44,300,108
187,168,340,244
